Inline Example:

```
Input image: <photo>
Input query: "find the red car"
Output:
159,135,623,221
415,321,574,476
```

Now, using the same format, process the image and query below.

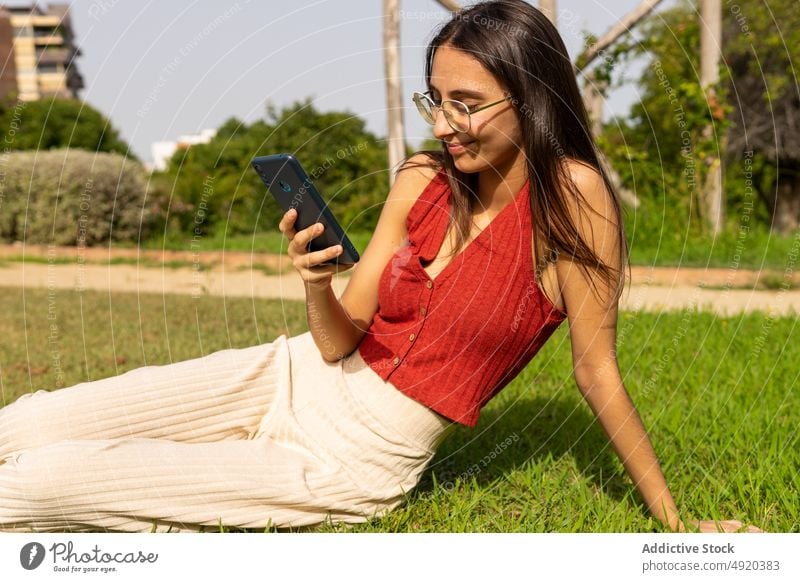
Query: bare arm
279,154,439,362
556,163,761,533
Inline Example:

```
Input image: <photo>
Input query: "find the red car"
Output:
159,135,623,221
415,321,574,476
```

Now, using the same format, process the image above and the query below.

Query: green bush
0,149,155,245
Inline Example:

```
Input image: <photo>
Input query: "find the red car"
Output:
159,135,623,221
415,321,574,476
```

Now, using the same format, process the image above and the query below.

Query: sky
11,0,679,163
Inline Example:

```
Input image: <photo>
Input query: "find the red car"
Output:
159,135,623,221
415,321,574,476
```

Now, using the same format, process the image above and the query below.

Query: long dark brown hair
400,0,629,305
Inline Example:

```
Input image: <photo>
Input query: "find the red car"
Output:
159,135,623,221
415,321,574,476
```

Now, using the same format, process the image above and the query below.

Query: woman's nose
431,109,455,140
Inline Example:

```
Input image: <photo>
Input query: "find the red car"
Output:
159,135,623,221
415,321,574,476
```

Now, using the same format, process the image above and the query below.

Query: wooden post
384,0,406,187
700,0,724,234
582,69,605,138
539,0,556,25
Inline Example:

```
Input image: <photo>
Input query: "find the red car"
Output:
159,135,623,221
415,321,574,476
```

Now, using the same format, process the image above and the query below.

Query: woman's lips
445,141,474,154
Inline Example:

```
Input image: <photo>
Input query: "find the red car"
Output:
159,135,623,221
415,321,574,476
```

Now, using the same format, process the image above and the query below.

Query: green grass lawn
626,224,800,270
127,230,374,259
1,288,797,532
117,224,800,271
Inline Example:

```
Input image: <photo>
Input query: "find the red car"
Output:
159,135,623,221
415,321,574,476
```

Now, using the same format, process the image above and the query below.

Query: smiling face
428,43,525,178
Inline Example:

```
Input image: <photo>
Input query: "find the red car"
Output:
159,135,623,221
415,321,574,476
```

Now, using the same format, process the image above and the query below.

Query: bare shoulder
561,159,618,225
397,151,441,175
554,158,625,311
391,153,442,208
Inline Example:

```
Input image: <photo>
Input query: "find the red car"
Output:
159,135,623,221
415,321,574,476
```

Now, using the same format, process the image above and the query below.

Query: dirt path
1,245,799,315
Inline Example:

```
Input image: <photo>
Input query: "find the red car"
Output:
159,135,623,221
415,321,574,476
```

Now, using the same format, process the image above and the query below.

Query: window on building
37,63,60,73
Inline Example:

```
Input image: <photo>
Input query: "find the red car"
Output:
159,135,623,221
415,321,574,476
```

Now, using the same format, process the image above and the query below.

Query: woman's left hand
678,519,764,533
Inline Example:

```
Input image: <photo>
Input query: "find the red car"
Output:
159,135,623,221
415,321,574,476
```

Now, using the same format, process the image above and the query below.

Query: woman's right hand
278,208,353,290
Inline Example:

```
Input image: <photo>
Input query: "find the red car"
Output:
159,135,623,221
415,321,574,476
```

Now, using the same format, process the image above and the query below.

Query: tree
605,0,799,234
0,97,132,157
152,98,388,241
599,2,731,232
723,0,800,233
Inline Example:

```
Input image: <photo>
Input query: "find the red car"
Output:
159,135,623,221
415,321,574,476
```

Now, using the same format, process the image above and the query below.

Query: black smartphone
250,153,360,266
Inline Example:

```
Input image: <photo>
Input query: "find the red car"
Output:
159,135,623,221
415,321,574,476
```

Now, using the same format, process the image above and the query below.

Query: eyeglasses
412,90,511,133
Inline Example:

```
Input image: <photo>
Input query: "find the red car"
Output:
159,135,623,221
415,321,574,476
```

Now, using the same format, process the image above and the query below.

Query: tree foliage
0,96,132,157
722,0,800,231
600,0,800,232
151,97,389,241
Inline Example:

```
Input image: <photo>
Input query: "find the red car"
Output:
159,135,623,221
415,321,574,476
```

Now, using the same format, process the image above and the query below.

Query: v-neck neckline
417,180,529,285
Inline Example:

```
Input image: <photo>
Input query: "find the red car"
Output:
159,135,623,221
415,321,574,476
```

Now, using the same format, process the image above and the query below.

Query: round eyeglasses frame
412,90,512,133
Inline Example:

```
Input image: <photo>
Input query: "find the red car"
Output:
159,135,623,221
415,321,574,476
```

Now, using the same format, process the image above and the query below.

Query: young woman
0,0,760,533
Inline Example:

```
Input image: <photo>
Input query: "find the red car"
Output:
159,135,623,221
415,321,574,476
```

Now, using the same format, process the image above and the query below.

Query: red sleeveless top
357,169,567,427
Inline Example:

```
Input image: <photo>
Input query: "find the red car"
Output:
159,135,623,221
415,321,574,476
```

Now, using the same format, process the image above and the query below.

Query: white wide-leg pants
0,331,454,532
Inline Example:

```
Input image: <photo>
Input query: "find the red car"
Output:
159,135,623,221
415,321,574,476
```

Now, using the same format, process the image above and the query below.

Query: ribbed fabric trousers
0,330,455,533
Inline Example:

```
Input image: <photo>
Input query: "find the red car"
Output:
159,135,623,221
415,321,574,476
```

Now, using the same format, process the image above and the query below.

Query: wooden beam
577,0,663,71
431,0,461,12
384,0,406,185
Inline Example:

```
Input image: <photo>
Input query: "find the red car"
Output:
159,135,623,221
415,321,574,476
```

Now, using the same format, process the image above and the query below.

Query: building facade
0,2,83,101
